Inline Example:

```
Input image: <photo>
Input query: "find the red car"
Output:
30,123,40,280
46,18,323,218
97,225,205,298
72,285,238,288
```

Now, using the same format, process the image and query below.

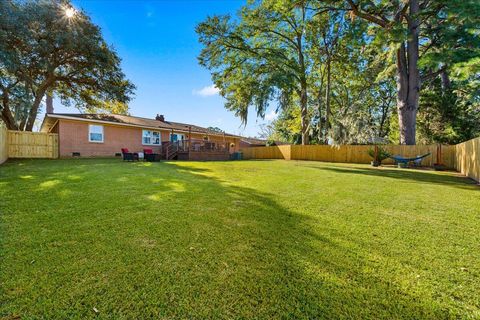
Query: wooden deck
161,139,231,161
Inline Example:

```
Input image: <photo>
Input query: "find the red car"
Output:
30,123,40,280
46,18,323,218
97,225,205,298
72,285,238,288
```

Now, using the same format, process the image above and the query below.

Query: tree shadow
0,159,473,318
300,162,478,190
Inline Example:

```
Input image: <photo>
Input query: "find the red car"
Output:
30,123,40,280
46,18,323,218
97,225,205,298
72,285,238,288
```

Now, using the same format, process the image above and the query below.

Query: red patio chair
121,148,139,161
143,148,160,162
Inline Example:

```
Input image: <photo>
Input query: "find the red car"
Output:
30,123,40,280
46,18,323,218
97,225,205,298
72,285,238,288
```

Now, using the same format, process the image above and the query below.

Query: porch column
188,126,191,160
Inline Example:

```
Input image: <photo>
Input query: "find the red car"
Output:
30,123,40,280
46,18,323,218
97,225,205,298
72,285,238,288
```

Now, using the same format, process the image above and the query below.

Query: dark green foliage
207,126,224,133
198,0,480,144
418,77,480,144
0,0,135,130
367,145,391,163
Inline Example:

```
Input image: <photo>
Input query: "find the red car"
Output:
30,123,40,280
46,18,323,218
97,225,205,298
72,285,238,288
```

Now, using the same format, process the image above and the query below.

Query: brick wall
58,120,164,157
57,119,240,157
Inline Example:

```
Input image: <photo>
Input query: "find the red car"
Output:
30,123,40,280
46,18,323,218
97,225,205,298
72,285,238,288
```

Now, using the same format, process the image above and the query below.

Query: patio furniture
121,148,139,161
205,142,214,151
143,148,161,162
390,153,430,167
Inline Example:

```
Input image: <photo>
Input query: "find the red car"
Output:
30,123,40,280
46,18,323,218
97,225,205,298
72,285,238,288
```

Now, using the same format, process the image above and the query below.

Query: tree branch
346,0,389,27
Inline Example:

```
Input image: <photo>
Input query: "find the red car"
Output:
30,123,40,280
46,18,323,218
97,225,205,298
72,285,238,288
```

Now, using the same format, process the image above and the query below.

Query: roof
240,137,289,146
41,113,240,137
240,137,268,146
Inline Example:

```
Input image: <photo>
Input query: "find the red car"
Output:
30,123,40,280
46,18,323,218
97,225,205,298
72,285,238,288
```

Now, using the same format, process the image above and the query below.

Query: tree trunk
378,104,388,138
25,92,44,131
300,80,309,145
324,57,332,144
25,79,53,131
440,68,451,92
1,93,18,130
395,0,420,145
317,90,323,143
297,29,309,145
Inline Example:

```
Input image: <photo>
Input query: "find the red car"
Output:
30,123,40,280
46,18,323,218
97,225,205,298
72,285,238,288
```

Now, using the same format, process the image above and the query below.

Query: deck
161,139,231,161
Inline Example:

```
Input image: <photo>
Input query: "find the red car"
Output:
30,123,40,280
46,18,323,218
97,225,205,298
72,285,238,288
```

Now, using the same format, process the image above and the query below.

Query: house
239,137,268,148
40,113,241,160
239,137,288,148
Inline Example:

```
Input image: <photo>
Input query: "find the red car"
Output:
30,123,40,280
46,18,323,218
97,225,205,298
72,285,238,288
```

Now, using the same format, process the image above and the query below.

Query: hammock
390,153,431,165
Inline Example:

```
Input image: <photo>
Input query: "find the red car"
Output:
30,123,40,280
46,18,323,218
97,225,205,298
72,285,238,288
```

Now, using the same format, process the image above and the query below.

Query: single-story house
239,137,288,148
239,137,268,148
40,113,242,160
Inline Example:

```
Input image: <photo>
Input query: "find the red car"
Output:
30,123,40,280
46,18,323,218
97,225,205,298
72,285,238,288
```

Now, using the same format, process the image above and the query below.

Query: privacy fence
0,127,58,164
0,127,478,182
454,137,480,182
241,138,480,182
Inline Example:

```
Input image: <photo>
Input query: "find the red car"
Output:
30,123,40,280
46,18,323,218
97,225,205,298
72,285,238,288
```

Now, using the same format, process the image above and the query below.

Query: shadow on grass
0,159,465,318
300,162,478,190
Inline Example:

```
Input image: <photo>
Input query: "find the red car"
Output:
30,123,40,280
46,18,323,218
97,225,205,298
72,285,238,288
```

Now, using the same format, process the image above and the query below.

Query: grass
1,159,479,319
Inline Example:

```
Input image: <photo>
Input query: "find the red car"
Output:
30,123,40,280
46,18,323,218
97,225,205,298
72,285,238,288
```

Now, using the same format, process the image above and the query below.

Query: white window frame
170,133,185,142
88,125,104,143
142,130,161,146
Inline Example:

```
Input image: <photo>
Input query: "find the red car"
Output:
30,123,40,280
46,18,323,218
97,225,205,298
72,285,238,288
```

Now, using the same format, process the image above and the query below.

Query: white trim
142,130,161,146
42,114,241,138
170,132,185,142
48,119,59,133
88,124,104,143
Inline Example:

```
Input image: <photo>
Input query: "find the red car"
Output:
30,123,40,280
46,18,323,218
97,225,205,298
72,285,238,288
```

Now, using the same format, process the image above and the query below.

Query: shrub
367,145,391,164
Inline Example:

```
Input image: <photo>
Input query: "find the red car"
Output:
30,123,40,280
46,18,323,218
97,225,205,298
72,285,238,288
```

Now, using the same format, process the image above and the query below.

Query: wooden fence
0,126,7,164
454,137,480,182
242,144,456,168
6,130,58,159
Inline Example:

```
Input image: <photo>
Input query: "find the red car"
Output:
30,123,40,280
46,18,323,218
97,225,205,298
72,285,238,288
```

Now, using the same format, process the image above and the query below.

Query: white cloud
193,85,220,97
265,110,278,121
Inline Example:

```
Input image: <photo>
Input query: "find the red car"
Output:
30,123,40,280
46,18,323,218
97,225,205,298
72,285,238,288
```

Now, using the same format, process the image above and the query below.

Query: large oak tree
0,0,135,131
315,0,480,144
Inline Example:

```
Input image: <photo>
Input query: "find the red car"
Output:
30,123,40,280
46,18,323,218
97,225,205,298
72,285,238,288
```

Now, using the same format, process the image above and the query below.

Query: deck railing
162,139,229,154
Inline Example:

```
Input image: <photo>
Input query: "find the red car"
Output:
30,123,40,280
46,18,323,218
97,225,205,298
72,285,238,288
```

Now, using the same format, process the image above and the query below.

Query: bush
367,145,391,164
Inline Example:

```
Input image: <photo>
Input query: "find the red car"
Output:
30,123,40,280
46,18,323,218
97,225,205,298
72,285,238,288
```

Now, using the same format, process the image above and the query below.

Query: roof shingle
47,113,238,137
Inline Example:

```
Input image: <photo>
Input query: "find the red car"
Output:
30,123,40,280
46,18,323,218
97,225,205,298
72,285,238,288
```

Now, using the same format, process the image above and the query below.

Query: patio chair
143,148,160,162
121,148,139,161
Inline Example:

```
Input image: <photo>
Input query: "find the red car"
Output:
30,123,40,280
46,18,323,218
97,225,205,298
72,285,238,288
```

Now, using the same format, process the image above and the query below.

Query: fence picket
7,130,58,159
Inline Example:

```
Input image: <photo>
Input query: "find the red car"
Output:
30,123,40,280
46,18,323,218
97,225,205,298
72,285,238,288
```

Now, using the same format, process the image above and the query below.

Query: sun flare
64,7,75,18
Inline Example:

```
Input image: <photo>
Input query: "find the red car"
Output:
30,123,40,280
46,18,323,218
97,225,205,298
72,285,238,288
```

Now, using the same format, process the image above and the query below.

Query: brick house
40,113,241,160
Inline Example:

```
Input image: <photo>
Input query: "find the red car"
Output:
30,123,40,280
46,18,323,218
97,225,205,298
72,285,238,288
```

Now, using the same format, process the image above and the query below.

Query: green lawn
1,159,479,319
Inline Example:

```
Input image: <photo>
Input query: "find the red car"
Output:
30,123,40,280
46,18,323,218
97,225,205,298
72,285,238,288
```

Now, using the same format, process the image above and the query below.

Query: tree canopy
197,0,480,145
0,0,135,131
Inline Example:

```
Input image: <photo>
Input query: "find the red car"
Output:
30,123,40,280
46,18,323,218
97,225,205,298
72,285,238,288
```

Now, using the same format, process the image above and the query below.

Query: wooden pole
188,126,191,160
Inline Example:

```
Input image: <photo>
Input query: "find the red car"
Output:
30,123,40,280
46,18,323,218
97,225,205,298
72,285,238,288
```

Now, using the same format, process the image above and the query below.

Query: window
89,125,103,142
142,130,161,145
170,133,185,142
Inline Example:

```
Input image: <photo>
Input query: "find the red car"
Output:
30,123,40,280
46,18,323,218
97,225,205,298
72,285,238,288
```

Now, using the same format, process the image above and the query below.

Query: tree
307,10,347,144
417,76,480,144
197,0,315,145
207,126,224,133
0,0,135,131
314,0,480,145
271,106,304,144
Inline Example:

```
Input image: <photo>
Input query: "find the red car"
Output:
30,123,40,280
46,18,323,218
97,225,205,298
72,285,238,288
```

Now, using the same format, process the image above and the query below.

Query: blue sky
52,0,277,137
